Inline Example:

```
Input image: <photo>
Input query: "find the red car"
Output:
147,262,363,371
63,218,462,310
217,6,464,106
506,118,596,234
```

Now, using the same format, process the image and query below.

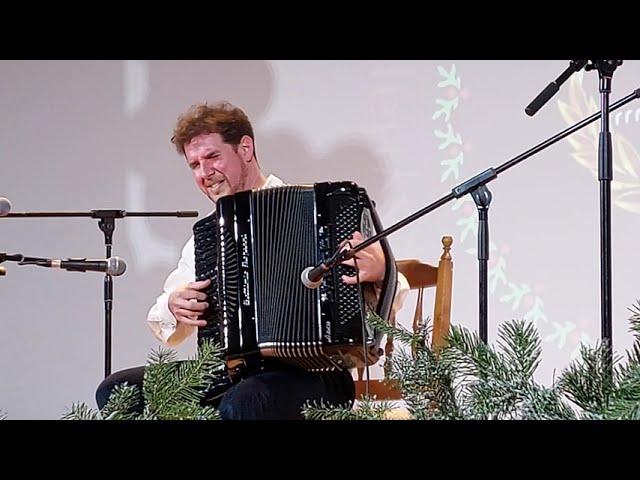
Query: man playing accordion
96,101,409,419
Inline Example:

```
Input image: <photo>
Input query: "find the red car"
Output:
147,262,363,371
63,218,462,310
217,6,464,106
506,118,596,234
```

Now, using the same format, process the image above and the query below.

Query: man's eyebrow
199,148,220,156
186,148,219,160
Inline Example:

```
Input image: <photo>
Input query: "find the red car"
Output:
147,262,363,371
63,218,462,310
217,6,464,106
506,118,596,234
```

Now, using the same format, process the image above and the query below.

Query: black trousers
95,362,355,420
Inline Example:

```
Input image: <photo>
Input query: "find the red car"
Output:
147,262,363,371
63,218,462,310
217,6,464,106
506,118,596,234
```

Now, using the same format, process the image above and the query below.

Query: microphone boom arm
306,87,640,307
343,87,640,259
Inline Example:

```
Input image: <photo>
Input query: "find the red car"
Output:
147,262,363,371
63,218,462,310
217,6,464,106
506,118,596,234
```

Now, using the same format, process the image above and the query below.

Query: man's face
184,133,250,203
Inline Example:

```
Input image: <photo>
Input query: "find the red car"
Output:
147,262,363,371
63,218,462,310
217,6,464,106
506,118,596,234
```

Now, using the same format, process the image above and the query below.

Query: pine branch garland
557,342,616,417
53,300,640,421
306,302,640,420
62,338,225,420
303,397,396,420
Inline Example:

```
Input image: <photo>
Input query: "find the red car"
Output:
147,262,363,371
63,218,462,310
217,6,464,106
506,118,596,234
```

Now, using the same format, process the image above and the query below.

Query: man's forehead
185,133,225,154
187,132,224,147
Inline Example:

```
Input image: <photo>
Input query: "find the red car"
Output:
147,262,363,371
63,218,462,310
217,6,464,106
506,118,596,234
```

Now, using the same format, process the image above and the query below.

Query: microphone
21,256,127,276
49,257,127,276
525,82,560,117
525,60,588,117
301,247,357,289
0,197,12,216
300,264,329,289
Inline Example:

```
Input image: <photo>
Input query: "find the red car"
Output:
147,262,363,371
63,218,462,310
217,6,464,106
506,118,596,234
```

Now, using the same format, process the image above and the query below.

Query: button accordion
193,181,397,379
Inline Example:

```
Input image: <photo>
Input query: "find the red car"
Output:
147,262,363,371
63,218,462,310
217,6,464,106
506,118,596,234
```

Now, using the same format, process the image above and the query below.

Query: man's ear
239,135,255,162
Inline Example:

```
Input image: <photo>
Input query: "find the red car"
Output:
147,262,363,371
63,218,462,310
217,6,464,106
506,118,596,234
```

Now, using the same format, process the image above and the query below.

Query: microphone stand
1,209,198,377
317,87,640,344
584,60,623,375
526,59,623,373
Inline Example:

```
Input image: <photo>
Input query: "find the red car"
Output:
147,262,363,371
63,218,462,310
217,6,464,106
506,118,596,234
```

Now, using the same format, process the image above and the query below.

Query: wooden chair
353,236,454,411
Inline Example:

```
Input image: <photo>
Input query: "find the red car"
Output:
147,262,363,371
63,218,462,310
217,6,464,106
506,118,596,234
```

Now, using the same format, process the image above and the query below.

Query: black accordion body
193,181,397,379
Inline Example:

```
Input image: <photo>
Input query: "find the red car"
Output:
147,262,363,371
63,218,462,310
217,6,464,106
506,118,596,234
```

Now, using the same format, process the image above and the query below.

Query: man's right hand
168,279,211,327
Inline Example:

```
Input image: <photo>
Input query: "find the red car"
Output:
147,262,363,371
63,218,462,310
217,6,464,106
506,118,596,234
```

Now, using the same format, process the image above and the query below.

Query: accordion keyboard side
193,213,222,347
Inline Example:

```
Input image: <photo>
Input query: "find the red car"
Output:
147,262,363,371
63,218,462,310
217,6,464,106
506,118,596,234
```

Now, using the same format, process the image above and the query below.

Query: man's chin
206,188,230,203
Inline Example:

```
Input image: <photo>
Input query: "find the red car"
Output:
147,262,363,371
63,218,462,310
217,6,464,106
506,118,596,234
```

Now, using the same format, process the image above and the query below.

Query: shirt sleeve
392,271,410,317
146,236,197,347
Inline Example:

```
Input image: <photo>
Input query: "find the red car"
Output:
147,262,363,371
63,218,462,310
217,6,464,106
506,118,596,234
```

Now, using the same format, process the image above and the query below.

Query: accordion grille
253,186,320,348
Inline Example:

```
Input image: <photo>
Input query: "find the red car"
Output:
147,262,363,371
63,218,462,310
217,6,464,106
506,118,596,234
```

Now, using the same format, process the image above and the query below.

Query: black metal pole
3,210,198,218
599,74,613,356
471,186,492,343
97,216,115,378
585,60,622,373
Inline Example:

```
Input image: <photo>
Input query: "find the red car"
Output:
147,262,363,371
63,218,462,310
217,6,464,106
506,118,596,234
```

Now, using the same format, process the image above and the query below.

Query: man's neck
252,172,267,190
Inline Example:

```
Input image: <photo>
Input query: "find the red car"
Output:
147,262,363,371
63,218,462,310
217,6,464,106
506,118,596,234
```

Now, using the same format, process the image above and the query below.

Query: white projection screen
1,60,639,418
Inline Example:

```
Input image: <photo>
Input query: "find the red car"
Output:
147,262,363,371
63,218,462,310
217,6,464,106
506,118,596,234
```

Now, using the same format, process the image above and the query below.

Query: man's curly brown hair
171,101,256,157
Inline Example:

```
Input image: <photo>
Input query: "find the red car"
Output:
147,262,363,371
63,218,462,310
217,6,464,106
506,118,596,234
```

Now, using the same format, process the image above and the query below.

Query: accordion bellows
193,182,397,377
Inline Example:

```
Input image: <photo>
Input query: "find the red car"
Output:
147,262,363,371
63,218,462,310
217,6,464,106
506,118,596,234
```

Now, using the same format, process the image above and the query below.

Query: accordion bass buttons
319,278,334,303
320,290,333,303
321,291,334,303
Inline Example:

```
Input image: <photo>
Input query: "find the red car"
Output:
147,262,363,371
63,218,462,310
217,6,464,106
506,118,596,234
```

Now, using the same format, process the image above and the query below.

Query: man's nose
200,160,217,178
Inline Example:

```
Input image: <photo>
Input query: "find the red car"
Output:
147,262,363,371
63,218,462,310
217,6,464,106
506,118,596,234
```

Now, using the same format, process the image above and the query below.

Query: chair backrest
354,236,453,400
